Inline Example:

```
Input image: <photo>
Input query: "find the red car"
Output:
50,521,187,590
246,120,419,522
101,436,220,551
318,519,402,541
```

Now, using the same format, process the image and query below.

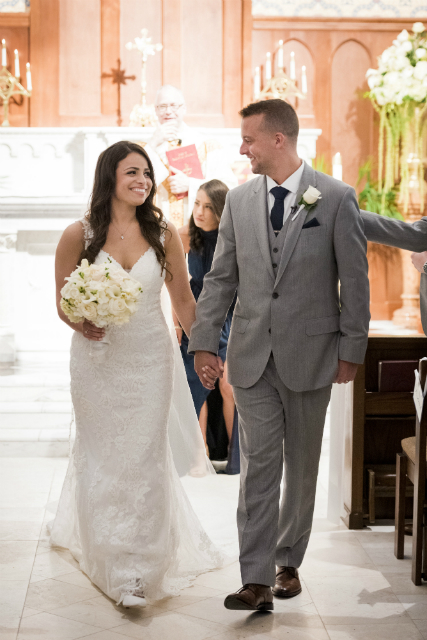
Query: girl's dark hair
80,141,169,275
189,179,229,253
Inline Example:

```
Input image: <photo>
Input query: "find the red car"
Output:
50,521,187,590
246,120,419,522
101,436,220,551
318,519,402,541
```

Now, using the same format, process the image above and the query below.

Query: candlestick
266,52,272,81
290,51,296,80
333,152,343,181
278,40,284,71
14,50,20,78
26,62,32,91
301,65,308,94
254,66,261,99
2,40,6,68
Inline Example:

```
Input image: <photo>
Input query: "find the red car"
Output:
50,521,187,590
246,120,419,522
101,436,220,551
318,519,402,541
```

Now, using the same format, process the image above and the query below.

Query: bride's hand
82,321,105,341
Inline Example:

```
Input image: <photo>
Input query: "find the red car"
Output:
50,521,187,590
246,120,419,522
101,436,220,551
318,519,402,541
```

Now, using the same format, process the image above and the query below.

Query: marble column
0,233,17,363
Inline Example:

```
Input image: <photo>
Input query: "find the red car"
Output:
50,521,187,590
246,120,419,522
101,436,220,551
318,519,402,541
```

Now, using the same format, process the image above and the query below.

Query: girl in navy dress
173,180,235,452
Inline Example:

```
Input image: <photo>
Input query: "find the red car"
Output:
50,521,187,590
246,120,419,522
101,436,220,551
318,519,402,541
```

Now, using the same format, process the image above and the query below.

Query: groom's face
240,114,278,175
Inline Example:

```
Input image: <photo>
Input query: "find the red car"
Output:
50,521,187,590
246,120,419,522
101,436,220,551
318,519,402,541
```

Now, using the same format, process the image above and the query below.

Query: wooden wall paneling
120,0,162,124
223,0,243,127
29,0,60,126
241,0,252,109
331,40,372,188
162,0,181,88
59,0,102,119
101,0,120,117
181,0,223,126
0,13,30,127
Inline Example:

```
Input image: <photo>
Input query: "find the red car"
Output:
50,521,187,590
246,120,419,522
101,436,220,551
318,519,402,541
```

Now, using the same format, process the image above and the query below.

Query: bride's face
114,152,153,207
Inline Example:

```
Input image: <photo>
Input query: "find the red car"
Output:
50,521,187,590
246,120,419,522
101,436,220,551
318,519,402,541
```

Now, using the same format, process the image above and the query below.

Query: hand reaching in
411,250,427,273
194,351,224,390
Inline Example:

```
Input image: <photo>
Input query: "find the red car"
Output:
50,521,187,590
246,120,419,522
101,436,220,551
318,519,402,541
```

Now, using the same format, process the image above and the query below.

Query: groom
189,99,370,611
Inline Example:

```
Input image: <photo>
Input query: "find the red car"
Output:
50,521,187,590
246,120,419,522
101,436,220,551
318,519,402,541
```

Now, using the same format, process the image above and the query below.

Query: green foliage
312,155,331,176
357,159,404,220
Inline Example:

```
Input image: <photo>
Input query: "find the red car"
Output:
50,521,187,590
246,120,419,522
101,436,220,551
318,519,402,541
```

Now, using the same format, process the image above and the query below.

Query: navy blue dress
180,228,234,417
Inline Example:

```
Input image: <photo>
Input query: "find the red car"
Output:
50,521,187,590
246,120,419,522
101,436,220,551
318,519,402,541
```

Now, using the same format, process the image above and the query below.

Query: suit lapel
274,162,317,287
250,176,275,281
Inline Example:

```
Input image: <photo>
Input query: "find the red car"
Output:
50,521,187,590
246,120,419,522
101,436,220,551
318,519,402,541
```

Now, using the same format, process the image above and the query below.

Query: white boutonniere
292,185,322,221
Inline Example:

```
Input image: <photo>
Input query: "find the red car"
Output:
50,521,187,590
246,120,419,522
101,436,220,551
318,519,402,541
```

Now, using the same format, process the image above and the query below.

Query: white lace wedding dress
50,223,225,604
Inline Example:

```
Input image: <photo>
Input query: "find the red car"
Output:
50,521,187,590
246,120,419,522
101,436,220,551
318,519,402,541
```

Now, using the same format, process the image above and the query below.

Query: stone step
0,374,70,388
0,413,72,429
0,388,71,402
0,428,72,442
0,402,72,414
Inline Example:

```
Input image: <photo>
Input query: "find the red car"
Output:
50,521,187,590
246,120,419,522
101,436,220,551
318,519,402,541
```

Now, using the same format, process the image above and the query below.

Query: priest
143,85,238,227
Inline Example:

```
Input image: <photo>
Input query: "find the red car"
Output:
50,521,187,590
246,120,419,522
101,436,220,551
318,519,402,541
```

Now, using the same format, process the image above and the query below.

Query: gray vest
267,208,292,278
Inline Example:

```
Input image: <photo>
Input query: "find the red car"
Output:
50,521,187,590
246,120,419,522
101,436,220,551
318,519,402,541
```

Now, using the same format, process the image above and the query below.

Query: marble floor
1,357,427,640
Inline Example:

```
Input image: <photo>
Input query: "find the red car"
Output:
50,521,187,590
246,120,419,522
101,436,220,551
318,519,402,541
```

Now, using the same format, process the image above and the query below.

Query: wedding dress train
50,226,225,604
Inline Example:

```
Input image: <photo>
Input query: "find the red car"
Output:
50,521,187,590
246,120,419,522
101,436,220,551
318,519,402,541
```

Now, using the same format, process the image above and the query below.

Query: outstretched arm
361,210,427,253
334,190,371,378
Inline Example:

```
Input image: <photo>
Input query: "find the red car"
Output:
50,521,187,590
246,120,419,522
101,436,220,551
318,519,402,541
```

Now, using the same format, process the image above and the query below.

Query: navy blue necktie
270,186,290,233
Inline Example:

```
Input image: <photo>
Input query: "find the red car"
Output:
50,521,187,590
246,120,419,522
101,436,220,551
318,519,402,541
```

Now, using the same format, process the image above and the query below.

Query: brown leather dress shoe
272,567,302,598
224,583,274,611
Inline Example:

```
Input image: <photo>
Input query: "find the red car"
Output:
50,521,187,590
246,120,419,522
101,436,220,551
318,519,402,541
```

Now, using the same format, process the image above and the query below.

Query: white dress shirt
266,160,305,225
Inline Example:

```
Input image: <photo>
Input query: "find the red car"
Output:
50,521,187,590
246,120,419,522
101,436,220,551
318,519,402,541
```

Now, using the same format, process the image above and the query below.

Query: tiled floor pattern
2,456,427,640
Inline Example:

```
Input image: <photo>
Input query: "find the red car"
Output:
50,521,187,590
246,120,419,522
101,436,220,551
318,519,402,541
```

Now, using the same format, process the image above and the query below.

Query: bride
51,140,225,608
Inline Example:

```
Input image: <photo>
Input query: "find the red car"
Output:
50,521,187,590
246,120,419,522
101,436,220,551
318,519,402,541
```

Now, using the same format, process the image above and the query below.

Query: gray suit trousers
233,354,332,587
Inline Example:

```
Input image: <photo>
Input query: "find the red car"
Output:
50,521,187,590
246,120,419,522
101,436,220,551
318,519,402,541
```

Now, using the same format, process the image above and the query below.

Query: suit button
268,328,271,334
273,248,279,253
272,263,277,268
272,292,279,299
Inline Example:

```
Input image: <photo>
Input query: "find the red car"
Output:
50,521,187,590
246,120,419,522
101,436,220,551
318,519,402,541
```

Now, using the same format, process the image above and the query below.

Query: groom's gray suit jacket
188,162,371,392
361,210,427,334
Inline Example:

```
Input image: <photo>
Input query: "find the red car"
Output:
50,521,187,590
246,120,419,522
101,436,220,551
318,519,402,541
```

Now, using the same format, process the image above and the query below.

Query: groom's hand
194,351,224,390
334,359,358,384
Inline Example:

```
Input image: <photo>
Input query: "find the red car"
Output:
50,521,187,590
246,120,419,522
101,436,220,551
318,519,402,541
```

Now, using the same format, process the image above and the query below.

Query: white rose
397,29,410,42
108,298,127,315
414,60,427,79
416,47,426,59
413,22,425,34
400,41,413,53
303,186,321,205
79,301,98,322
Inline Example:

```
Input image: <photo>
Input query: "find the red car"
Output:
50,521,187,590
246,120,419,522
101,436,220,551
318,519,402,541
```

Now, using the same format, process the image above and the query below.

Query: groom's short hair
239,99,299,142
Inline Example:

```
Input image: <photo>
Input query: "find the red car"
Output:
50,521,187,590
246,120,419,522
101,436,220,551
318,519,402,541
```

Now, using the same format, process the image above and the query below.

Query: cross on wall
101,58,136,127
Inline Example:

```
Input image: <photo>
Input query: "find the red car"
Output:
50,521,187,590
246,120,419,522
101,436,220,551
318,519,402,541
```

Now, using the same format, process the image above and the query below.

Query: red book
166,144,204,200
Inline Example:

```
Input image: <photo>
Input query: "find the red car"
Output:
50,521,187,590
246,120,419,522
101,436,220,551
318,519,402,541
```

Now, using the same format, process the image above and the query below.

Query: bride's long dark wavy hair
80,141,169,275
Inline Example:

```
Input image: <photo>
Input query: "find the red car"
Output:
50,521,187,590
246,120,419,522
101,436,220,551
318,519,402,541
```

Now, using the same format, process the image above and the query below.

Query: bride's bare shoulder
57,220,85,253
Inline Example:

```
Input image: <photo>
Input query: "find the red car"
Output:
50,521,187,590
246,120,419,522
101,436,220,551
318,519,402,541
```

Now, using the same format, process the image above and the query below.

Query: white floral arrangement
367,22,427,106
60,258,142,328
129,103,158,127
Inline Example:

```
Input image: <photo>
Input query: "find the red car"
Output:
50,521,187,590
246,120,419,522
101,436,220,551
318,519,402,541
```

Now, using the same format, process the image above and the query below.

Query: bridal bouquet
60,258,142,360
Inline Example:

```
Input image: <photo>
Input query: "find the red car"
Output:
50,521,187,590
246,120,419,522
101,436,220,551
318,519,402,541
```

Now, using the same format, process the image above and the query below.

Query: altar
0,125,321,361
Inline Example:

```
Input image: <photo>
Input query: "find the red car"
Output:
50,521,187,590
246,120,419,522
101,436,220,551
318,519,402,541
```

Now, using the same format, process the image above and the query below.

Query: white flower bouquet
367,22,427,106
60,258,142,360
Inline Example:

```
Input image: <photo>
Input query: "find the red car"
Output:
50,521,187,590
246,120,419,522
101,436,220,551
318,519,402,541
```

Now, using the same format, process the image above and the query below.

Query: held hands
334,359,358,384
411,250,427,273
82,320,105,342
194,351,224,390
168,168,190,196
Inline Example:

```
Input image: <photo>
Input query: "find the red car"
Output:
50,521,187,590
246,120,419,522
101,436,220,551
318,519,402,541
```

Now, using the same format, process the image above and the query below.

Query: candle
26,62,32,92
278,40,284,70
254,66,261,99
290,51,296,80
265,52,272,81
333,152,343,181
2,40,6,68
14,49,20,78
301,65,308,94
